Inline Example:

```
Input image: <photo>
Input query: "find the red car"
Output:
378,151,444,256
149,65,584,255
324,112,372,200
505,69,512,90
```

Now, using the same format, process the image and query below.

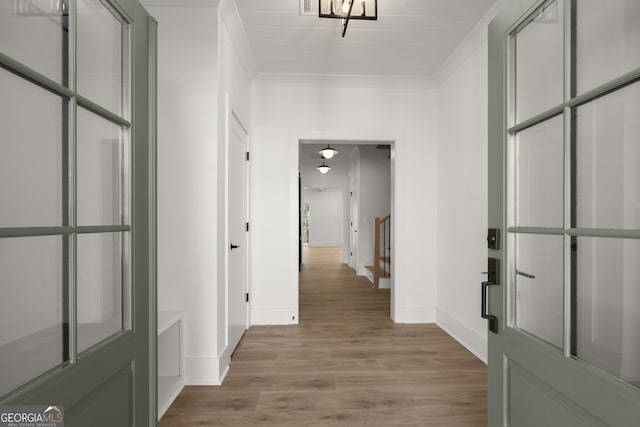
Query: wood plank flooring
159,246,487,426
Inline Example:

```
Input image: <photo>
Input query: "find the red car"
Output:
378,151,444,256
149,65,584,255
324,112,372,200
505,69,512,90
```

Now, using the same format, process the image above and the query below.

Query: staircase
365,214,391,288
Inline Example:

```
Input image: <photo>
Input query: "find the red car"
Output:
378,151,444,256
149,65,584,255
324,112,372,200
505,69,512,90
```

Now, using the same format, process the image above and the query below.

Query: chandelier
318,0,378,37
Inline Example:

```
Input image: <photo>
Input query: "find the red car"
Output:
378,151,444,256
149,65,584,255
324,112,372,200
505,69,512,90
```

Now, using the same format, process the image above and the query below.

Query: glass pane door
489,0,640,424
507,0,640,390
0,0,131,397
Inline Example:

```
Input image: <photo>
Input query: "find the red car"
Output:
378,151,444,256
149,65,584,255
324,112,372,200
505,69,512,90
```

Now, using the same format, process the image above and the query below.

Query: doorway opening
298,140,394,307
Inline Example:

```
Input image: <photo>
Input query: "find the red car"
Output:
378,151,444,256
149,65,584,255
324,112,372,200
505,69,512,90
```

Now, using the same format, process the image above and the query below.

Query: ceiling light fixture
319,0,377,37
319,144,338,159
316,158,331,174
15,0,68,16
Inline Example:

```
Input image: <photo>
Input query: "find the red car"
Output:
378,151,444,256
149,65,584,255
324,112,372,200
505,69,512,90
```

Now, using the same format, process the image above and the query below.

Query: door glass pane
77,107,129,226
575,237,640,389
0,0,67,84
515,233,564,349
575,82,640,230
77,0,129,118
515,0,564,123
0,236,65,398
0,68,65,227
77,232,129,353
575,0,640,95
515,115,564,228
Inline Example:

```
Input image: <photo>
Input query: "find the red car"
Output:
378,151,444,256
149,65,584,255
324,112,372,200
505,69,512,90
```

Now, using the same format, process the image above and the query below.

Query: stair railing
373,214,391,288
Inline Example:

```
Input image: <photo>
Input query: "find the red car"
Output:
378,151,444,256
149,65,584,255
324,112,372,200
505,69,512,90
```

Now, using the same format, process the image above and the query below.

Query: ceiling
235,0,497,78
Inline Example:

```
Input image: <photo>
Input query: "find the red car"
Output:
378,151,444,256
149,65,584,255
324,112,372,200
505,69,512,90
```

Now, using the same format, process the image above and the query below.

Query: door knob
230,244,240,250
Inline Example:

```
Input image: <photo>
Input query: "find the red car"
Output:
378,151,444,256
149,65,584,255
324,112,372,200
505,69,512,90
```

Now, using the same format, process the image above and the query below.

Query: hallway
159,247,487,426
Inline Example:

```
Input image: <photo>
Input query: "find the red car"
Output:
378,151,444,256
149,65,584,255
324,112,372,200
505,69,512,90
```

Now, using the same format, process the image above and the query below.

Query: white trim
251,307,297,325
436,308,488,364
185,356,225,385
244,118,252,330
289,129,414,324
223,93,230,349
393,306,436,324
157,310,185,420
435,0,507,86
290,136,300,325
157,377,183,420
356,265,369,277
218,0,257,81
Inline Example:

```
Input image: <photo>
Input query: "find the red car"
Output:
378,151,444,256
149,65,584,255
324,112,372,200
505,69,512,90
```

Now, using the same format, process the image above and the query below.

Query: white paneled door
227,112,249,354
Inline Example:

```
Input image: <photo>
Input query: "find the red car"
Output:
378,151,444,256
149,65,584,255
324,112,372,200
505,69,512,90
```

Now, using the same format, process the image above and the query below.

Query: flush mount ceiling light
316,158,331,174
319,144,338,159
319,0,378,37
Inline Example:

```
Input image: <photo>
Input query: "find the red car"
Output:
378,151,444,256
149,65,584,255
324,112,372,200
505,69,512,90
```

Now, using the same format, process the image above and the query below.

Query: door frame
349,184,358,270
290,131,397,322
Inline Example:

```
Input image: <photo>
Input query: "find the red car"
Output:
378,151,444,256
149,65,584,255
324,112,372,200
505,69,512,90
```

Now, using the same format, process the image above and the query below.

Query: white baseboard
157,376,184,420
436,308,487,363
356,265,368,276
185,357,223,385
251,307,296,325
378,277,391,289
393,306,436,323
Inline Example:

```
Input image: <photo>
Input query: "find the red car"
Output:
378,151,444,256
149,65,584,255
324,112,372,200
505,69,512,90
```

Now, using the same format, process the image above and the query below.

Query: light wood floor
159,246,487,426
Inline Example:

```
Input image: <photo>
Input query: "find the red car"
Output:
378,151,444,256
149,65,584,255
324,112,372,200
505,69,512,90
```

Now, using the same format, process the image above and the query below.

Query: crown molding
435,0,507,86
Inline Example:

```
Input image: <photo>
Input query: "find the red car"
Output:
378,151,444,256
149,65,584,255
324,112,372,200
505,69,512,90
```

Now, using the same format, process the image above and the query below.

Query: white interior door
349,187,358,270
227,113,248,353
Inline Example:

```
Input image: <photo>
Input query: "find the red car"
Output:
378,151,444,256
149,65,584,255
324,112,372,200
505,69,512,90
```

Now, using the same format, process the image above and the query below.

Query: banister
372,214,391,288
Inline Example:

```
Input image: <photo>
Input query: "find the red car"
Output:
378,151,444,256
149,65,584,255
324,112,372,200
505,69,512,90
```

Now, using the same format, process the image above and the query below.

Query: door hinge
245,293,249,302
246,152,250,161
246,222,250,232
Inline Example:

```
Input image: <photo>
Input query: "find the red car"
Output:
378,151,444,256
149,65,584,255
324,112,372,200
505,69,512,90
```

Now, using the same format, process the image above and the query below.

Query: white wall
251,80,438,324
145,0,253,385
144,3,220,383
435,23,491,362
304,188,343,247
